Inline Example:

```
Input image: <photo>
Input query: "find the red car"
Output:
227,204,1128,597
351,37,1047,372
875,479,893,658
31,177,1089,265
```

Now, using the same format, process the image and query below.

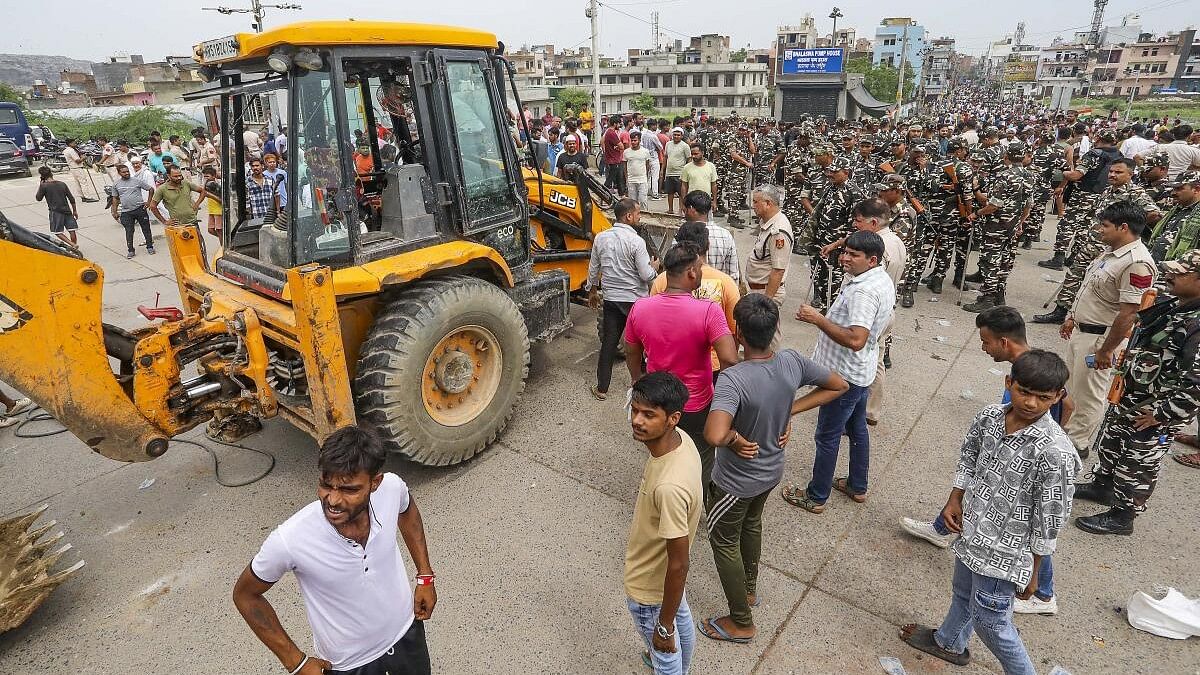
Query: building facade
921,38,955,100
873,18,926,81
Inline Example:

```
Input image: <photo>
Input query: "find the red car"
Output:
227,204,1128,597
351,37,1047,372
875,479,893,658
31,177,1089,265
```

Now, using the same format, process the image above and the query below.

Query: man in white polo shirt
233,427,437,675
782,230,896,514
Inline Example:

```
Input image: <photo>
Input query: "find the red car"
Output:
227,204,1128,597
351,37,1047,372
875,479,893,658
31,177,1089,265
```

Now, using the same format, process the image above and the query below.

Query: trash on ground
988,368,1005,376
932,336,948,343
930,354,948,361
935,319,951,327
1049,666,1073,675
138,478,156,490
928,296,940,303
960,390,975,400
1091,635,1106,647
1127,587,1200,639
878,656,907,675
1042,274,1060,283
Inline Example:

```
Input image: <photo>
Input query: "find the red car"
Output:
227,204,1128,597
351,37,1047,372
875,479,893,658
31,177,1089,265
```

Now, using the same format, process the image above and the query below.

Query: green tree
29,107,195,143
0,82,26,108
730,48,748,63
555,88,591,116
847,57,918,103
630,93,657,115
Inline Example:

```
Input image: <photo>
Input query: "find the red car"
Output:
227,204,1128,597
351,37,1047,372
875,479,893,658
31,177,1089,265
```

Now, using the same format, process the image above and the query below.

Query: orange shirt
353,151,374,175
651,264,740,370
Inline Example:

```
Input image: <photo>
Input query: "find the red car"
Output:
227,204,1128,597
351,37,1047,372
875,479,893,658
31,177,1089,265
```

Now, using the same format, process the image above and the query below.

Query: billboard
782,48,844,74
1004,61,1037,83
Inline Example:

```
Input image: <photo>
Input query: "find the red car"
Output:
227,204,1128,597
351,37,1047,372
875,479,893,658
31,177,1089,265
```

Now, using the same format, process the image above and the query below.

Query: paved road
1,172,1197,674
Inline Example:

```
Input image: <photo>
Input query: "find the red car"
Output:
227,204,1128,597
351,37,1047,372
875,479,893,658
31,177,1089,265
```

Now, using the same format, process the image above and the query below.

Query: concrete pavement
0,172,1197,674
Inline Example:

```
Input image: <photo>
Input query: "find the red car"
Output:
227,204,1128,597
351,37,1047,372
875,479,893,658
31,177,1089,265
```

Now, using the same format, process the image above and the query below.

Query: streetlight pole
201,0,302,33
586,0,601,122
895,23,910,108
829,7,843,46
1125,67,1141,121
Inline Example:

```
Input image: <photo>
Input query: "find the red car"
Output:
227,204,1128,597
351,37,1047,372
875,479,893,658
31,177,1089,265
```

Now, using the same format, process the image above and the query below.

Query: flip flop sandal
781,484,825,513
7,398,35,417
641,650,652,669
0,416,18,429
833,477,867,503
1173,452,1200,469
698,616,753,644
1176,434,1200,449
749,592,763,608
900,624,970,666
589,385,607,401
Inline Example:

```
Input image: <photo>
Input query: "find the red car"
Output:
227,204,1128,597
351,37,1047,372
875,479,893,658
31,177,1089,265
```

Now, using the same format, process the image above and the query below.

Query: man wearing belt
1057,202,1157,457
743,185,792,305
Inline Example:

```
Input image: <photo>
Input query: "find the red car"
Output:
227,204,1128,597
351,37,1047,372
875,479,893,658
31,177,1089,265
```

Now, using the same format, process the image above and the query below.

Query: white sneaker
899,517,956,549
7,398,35,416
1014,595,1058,615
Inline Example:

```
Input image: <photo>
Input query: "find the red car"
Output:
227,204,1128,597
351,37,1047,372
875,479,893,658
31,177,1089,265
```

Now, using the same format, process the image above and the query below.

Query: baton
955,222,976,307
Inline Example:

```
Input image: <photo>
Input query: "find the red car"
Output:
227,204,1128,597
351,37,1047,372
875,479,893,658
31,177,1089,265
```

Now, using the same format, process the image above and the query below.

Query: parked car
0,138,32,177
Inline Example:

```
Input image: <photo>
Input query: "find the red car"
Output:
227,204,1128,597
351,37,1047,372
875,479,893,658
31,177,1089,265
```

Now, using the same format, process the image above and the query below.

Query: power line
597,2,691,39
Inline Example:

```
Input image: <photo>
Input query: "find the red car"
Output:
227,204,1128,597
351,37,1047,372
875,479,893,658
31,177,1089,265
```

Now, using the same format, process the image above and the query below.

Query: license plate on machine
201,36,240,62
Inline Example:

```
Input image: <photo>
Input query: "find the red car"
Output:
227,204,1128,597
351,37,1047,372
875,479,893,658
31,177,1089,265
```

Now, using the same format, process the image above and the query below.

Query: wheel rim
421,325,503,427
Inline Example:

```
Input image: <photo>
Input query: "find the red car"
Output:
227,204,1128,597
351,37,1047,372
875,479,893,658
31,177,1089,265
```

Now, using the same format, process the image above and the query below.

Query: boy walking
698,295,847,644
624,372,703,675
900,350,1080,674
34,166,80,248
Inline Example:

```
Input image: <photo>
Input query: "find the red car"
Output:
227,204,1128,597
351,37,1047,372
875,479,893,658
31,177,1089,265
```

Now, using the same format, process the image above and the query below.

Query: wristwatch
655,622,675,640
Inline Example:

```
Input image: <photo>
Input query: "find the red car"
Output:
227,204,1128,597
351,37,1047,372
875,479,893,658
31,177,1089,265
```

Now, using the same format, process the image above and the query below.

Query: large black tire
354,275,529,466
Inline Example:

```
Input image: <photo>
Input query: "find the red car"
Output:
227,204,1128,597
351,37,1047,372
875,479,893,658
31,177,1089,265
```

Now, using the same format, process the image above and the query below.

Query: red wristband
416,574,436,585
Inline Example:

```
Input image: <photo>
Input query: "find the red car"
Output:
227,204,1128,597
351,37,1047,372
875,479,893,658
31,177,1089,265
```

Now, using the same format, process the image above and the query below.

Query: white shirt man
1140,137,1200,179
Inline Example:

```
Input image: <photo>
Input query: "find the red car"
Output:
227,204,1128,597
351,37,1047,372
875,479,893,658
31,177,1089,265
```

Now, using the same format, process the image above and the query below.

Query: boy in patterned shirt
900,349,1080,674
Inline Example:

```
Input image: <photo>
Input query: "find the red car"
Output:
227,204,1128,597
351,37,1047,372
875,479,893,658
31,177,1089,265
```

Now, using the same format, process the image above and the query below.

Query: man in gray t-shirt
108,163,157,257
699,294,846,644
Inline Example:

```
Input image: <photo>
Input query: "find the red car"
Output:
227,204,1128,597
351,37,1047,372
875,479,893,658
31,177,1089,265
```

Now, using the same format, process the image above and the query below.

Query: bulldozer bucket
0,236,170,462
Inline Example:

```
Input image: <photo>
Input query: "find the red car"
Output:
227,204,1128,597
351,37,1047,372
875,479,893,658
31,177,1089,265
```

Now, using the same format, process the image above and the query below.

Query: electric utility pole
202,0,302,33
587,0,602,119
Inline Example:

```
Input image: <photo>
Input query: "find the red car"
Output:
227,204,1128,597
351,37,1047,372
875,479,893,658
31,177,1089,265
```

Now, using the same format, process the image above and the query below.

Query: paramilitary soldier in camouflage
963,142,1034,312
706,118,730,216
752,121,783,189
928,139,978,293
782,130,814,253
1138,150,1174,212
1074,250,1200,536
875,173,919,246
1036,158,1162,324
1148,171,1200,262
809,155,862,310
897,139,969,307
1023,130,1066,248
849,136,881,194
1038,129,1124,270
723,124,755,226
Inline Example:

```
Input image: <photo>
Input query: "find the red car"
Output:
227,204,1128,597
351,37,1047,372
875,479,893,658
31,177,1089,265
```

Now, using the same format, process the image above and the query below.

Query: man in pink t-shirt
626,242,739,501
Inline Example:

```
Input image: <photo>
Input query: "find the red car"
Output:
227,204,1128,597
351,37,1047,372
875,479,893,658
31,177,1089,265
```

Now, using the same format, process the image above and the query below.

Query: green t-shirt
152,181,199,223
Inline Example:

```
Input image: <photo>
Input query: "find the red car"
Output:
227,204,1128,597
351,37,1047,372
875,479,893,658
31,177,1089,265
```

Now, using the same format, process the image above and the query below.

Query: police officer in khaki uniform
744,183,793,304
1059,201,1158,457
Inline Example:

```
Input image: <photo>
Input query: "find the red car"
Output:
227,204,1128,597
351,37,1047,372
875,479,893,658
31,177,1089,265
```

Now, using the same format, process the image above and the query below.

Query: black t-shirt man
556,150,589,177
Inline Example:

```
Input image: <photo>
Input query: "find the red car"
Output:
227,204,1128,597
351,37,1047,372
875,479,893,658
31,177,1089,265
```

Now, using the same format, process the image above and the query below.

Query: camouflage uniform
1051,181,1161,312
929,146,978,282
723,130,754,219
809,155,861,309
899,142,970,296
1026,135,1066,245
783,139,814,251
1050,144,1116,257
966,147,1034,310
849,145,882,195
1090,258,1200,517
1138,151,1175,212
752,131,781,188
1148,171,1200,262
894,157,932,251
706,125,730,214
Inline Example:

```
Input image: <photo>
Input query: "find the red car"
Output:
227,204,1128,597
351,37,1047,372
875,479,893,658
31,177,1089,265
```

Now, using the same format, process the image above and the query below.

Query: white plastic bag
1127,587,1200,639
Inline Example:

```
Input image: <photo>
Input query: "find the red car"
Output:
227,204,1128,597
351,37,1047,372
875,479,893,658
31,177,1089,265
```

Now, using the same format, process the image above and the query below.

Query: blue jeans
934,559,1036,675
627,594,695,675
807,384,871,503
932,515,1055,600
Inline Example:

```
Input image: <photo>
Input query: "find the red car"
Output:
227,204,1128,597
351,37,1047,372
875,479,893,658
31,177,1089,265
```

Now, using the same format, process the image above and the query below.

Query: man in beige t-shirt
625,372,702,673
744,185,792,303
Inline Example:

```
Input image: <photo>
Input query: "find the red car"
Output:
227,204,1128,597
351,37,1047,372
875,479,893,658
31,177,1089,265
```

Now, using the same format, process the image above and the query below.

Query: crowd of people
580,88,1200,674
7,86,1200,675
30,125,291,257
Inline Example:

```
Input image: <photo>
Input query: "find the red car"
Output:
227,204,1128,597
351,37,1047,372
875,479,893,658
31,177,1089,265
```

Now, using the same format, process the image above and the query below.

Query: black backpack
1078,146,1123,194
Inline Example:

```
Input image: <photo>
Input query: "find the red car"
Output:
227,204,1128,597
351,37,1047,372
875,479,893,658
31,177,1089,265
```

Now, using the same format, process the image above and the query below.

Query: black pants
596,300,634,393
678,404,714,505
605,163,627,196
330,621,430,675
119,206,153,251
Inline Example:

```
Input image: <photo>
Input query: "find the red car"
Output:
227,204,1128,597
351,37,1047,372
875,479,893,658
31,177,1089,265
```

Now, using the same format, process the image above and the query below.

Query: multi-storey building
873,18,926,81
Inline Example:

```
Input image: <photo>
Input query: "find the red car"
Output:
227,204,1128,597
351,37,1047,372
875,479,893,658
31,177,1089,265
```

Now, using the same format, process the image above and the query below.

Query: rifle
1087,288,1160,457
942,163,973,219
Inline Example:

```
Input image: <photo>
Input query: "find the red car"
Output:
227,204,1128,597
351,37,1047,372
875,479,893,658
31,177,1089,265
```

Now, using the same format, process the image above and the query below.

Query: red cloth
625,293,731,412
